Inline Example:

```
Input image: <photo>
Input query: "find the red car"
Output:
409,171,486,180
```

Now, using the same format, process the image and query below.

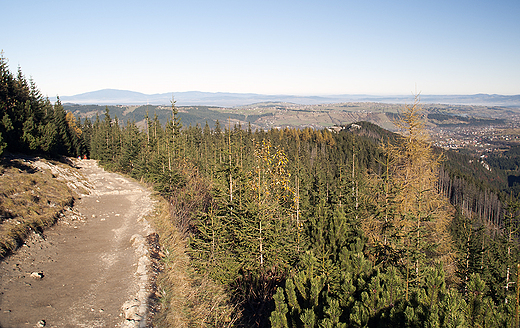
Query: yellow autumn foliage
363,94,455,278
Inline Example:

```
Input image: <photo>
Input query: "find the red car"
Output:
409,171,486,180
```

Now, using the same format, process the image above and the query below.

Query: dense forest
3,55,520,327
63,103,274,130
0,54,86,158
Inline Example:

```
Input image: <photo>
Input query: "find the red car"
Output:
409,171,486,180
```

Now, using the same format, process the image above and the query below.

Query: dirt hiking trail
0,160,156,328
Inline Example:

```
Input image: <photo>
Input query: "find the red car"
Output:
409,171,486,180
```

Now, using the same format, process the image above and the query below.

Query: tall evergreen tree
53,97,72,155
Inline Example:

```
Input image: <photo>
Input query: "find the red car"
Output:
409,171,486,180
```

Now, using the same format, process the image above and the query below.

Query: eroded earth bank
0,159,156,328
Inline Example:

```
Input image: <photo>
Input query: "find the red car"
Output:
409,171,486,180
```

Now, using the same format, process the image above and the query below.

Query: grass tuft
151,195,237,328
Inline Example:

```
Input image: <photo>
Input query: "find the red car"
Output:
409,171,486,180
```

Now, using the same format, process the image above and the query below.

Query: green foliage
3,51,520,328
0,53,84,157
53,86,520,328
271,288,289,328
0,131,6,156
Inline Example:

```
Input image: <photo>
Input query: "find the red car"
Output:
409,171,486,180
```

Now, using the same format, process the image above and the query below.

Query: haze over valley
61,89,520,108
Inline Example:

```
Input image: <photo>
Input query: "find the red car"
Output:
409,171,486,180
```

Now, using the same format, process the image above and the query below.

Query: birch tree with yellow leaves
247,139,299,270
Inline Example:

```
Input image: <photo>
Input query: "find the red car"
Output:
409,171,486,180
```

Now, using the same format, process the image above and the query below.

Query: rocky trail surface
0,160,156,328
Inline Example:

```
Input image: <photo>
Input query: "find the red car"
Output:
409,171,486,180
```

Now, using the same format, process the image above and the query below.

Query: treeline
0,54,85,158
63,103,275,131
488,145,520,172
427,113,505,126
487,145,520,196
439,168,503,232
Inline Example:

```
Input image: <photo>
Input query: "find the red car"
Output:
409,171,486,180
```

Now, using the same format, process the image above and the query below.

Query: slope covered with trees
0,54,85,158
2,57,520,327
80,95,520,327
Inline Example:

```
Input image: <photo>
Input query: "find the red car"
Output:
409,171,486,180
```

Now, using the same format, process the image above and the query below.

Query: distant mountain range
60,89,520,107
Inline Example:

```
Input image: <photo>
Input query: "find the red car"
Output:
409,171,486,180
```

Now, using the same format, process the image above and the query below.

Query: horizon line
60,88,520,98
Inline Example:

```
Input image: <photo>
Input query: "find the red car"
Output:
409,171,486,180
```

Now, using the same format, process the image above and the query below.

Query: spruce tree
53,97,72,155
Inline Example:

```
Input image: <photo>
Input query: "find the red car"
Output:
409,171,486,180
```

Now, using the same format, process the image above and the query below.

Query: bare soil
0,160,155,328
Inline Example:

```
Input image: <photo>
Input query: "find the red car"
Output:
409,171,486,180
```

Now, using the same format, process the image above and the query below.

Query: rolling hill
60,89,520,108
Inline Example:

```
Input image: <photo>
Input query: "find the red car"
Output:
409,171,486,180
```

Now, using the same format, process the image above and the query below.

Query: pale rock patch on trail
0,159,156,328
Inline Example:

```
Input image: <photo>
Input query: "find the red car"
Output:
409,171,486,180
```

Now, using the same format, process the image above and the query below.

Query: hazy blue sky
2,0,519,97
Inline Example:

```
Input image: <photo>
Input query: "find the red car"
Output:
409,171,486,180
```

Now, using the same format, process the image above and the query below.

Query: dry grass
0,157,74,258
151,196,237,328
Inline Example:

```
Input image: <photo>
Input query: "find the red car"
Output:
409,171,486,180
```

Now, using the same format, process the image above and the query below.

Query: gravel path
0,160,155,328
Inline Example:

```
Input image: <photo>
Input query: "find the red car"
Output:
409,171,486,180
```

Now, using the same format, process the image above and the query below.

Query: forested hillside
81,95,520,327
3,58,520,327
0,55,86,158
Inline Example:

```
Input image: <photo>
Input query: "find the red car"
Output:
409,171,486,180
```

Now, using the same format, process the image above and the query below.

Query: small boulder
30,271,44,280
122,299,141,321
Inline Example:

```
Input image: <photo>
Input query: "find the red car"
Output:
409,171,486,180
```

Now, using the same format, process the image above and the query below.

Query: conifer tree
364,94,454,286
503,196,520,303
118,120,142,174
163,96,182,178
53,97,73,155
21,109,39,151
